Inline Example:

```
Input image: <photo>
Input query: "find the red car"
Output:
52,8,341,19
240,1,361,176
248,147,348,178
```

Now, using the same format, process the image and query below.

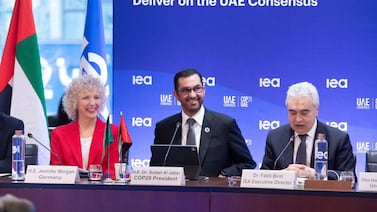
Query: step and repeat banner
113,0,377,174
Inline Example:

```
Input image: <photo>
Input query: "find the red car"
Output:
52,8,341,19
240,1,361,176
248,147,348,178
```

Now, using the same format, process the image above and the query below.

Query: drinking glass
115,163,128,183
227,176,241,187
88,164,103,181
339,171,355,188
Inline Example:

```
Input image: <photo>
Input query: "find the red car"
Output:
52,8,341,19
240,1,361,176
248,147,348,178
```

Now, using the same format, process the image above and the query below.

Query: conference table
1,176,377,212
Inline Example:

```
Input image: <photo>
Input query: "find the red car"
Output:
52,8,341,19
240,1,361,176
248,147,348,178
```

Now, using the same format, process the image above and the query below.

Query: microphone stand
163,122,181,166
27,133,61,165
273,136,294,170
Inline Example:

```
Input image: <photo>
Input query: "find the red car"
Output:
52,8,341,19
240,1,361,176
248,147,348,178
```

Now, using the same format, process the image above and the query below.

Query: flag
0,0,50,165
80,0,111,119
118,112,132,163
102,115,114,161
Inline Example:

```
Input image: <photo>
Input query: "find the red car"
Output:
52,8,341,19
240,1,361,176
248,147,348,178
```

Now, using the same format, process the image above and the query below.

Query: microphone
273,135,294,170
163,122,181,166
27,133,61,165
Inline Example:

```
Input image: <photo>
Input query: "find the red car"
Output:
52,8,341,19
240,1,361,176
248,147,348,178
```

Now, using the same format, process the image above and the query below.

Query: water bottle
314,133,328,180
12,130,26,181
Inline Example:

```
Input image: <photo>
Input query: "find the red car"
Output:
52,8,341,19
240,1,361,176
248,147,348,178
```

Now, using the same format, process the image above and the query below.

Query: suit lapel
279,126,294,168
68,122,84,167
283,144,294,166
88,119,104,167
173,115,182,145
199,110,214,164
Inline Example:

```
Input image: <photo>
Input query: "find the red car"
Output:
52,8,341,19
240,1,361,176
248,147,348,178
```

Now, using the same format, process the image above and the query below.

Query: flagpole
119,111,123,163
116,111,125,183
103,114,114,184
105,136,111,180
116,111,132,183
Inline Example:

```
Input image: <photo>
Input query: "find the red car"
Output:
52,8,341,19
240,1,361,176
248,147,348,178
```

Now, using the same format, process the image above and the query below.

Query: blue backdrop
112,1,377,175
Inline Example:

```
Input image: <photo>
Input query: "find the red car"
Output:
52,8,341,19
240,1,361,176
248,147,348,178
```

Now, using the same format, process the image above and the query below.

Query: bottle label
315,139,328,180
315,142,328,161
315,151,328,160
12,137,23,159
12,135,25,181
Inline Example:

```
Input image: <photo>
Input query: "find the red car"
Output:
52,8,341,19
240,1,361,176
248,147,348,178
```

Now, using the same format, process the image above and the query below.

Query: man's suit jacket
51,118,119,178
152,108,256,177
0,113,24,173
261,120,355,179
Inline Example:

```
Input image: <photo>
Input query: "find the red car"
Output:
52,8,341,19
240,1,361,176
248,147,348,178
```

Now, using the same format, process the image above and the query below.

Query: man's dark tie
186,118,196,145
296,134,307,165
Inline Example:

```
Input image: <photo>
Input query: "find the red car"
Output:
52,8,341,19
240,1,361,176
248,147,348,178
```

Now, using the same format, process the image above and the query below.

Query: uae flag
118,112,132,163
0,0,50,164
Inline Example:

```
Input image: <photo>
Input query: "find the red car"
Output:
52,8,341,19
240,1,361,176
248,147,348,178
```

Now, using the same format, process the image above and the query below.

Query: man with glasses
261,82,355,180
152,68,256,177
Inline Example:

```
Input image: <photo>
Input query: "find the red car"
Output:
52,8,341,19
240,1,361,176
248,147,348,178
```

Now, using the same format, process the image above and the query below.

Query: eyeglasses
177,86,204,95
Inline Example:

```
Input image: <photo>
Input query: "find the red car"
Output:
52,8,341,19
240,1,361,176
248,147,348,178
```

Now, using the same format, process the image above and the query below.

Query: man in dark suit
152,68,256,177
261,82,355,180
0,112,24,173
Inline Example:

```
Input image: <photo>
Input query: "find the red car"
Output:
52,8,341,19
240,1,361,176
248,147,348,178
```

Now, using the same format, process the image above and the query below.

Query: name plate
130,166,185,186
359,172,377,192
25,165,80,184
240,170,296,189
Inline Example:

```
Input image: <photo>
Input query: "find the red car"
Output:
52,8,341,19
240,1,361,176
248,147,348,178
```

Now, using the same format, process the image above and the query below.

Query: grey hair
0,194,36,212
285,82,319,107
63,75,106,120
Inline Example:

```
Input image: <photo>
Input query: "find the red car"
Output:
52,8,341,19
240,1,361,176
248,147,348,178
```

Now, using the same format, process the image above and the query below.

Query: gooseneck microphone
273,135,294,170
163,122,181,166
27,133,62,165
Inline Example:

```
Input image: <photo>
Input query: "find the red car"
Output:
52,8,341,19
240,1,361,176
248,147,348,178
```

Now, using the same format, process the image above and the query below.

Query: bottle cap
14,130,23,135
317,133,326,139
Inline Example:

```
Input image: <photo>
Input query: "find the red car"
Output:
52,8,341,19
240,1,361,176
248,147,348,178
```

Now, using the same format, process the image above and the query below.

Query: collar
295,119,317,139
182,105,205,126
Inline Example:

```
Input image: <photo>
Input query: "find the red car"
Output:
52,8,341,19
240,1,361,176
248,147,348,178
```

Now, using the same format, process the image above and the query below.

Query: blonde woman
50,75,119,178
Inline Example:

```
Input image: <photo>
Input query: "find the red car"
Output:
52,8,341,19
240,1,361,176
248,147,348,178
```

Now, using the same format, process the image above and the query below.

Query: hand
285,164,315,179
218,173,227,178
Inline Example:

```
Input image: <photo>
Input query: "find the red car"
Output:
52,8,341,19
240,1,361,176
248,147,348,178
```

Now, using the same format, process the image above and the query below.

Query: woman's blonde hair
63,75,106,120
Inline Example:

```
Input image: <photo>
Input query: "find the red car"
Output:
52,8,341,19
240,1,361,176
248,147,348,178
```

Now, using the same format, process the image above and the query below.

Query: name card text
25,165,80,184
130,166,185,186
359,172,377,192
241,170,296,189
